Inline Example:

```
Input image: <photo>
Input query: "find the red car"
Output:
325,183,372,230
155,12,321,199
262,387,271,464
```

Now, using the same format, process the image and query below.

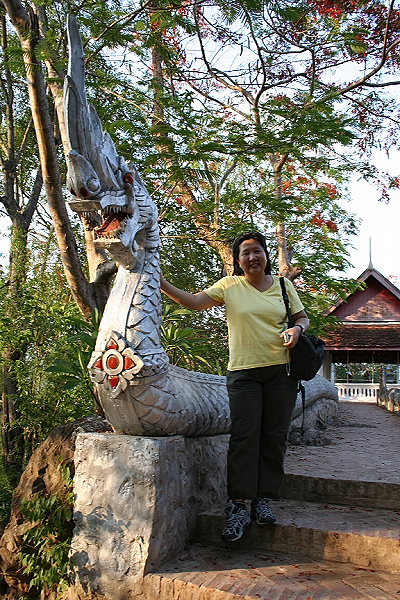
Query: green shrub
0,487,12,524
18,463,74,595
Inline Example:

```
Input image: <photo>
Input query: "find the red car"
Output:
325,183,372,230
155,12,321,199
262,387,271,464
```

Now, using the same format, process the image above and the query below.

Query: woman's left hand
281,326,302,349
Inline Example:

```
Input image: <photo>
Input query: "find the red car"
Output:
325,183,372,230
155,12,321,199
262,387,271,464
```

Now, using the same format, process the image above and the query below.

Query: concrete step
194,499,400,574
281,473,400,510
143,542,400,600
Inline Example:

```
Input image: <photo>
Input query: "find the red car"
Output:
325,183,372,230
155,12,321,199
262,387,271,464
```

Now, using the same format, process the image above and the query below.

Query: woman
160,231,309,542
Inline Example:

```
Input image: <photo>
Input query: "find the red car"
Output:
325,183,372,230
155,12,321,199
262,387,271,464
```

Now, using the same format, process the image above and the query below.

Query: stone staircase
141,402,400,599
196,497,400,573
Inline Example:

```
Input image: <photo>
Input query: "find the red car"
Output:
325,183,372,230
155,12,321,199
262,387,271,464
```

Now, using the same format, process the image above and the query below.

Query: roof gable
327,268,400,322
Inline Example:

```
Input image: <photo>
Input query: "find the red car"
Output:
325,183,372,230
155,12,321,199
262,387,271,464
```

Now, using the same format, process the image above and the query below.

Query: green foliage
0,436,12,523
18,462,74,595
160,234,229,373
162,303,218,370
336,363,383,383
0,229,96,445
45,309,101,394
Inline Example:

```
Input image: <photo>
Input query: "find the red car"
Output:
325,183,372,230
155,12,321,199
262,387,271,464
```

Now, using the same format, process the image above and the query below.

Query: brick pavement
195,498,400,573
142,402,400,600
285,401,400,485
143,543,400,600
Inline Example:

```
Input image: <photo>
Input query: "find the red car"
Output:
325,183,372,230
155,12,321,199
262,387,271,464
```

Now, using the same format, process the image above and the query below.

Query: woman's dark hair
232,231,271,275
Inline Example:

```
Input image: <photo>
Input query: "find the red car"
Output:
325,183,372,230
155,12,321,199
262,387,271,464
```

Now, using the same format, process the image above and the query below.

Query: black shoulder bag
279,277,325,434
279,277,325,381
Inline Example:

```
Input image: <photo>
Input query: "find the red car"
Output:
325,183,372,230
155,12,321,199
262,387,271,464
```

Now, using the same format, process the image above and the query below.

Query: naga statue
64,15,230,436
63,16,337,437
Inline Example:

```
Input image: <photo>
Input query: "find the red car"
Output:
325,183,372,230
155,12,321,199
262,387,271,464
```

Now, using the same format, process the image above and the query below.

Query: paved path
143,402,400,600
285,401,400,485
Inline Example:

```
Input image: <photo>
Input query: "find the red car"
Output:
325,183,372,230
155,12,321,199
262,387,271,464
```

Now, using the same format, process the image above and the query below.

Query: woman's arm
160,273,222,310
281,309,310,348
292,310,309,334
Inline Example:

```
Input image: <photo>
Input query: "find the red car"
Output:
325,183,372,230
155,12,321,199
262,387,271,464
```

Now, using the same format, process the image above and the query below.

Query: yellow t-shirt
204,275,304,371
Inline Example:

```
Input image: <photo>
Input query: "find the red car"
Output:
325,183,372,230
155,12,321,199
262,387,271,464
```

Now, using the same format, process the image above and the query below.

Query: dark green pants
226,364,298,500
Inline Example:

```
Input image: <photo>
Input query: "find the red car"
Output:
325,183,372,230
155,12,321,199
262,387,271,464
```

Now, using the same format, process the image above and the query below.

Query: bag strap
279,277,294,327
298,382,306,436
279,277,305,434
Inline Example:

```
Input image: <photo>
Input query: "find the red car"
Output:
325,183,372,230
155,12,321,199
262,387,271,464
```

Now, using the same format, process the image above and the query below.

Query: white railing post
335,383,380,402
335,383,399,402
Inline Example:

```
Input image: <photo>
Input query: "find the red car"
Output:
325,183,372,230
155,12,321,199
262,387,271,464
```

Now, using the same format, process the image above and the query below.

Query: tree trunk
1,0,99,317
1,223,29,485
1,350,25,487
270,153,302,281
33,3,116,299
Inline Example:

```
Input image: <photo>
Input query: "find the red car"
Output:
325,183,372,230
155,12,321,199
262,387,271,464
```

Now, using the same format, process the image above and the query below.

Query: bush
18,463,74,595
0,488,12,524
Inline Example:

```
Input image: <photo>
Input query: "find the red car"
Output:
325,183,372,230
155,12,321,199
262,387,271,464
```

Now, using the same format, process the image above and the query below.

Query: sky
339,152,400,283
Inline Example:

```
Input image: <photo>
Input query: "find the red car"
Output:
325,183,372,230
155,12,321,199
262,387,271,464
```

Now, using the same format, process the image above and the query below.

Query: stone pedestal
71,433,229,599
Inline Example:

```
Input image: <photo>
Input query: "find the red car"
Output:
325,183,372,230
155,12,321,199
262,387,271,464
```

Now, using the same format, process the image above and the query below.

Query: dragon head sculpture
64,15,156,270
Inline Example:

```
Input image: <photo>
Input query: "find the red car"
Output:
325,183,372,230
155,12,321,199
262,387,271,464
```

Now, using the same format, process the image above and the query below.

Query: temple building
321,264,400,400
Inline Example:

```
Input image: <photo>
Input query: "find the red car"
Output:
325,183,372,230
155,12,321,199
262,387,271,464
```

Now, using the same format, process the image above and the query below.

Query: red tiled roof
324,323,400,350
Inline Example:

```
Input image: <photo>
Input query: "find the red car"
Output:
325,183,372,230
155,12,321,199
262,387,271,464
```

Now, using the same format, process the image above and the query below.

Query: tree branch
16,117,33,163
319,1,400,101
364,79,400,88
274,153,289,173
85,0,154,64
0,0,28,28
177,73,251,120
244,10,267,114
22,166,42,226
218,160,238,192
192,5,254,104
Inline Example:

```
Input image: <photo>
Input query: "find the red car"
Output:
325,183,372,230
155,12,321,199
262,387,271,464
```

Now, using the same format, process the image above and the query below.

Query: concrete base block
71,433,229,599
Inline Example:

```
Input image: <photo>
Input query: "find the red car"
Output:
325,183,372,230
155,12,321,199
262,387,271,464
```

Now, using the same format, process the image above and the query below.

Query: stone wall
378,385,400,413
71,433,229,599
